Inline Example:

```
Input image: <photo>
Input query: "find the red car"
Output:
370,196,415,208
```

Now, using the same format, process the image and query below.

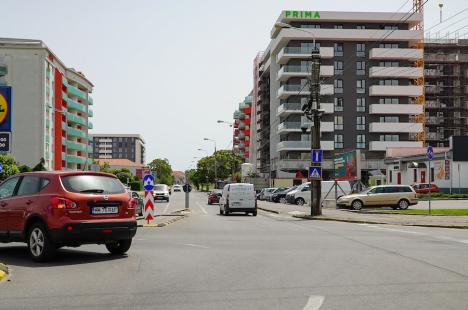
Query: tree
0,155,20,181
18,165,32,173
32,158,46,171
148,158,173,185
110,168,133,185
100,162,111,173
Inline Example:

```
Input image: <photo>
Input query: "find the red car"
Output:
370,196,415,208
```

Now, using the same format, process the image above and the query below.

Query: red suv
412,183,439,194
0,171,137,261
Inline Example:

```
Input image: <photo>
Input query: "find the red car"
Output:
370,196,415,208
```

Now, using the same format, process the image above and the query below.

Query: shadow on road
0,245,126,268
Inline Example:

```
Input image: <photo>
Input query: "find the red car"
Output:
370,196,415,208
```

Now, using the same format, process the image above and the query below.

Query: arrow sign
427,146,434,161
145,213,154,221
144,199,154,212
143,174,155,191
143,189,155,223
312,149,323,163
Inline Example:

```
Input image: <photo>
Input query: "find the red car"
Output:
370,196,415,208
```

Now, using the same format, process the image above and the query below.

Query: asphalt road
1,191,468,309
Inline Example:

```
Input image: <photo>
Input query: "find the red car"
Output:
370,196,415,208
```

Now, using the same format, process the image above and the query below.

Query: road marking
302,295,325,310
196,202,208,214
163,202,171,214
182,243,209,249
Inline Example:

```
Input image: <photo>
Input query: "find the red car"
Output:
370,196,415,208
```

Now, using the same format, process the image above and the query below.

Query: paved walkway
258,201,468,229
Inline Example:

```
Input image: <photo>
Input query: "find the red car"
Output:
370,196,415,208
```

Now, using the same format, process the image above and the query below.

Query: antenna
439,3,443,23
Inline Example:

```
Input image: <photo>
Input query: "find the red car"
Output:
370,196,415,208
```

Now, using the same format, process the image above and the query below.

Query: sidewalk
257,201,468,229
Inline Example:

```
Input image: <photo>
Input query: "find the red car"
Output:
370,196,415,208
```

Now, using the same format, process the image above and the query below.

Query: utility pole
304,46,322,216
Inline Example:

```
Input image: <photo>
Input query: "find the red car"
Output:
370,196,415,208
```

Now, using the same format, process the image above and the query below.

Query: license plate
232,202,240,206
92,206,118,214
156,196,165,200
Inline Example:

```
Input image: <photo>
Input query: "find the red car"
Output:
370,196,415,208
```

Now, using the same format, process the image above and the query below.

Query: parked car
294,181,352,206
285,183,309,204
173,184,182,192
259,188,276,201
412,183,439,194
0,171,137,261
153,184,170,202
208,189,223,205
271,186,297,203
128,190,143,216
219,183,257,216
337,185,418,210
267,187,288,202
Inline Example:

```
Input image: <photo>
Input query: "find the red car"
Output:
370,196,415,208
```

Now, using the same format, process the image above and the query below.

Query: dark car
128,190,143,216
0,171,137,262
271,186,297,203
208,189,223,205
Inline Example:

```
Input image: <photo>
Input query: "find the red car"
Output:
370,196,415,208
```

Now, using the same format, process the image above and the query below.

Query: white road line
163,202,171,214
196,202,208,214
302,295,325,310
182,243,209,249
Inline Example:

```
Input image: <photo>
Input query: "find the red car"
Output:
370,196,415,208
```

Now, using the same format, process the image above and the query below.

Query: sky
1,0,466,171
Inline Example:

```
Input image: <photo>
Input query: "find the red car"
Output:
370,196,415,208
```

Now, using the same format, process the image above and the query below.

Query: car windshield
61,175,125,194
154,185,167,191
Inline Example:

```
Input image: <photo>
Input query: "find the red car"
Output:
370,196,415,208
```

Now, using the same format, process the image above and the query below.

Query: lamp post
204,138,218,188
217,120,233,127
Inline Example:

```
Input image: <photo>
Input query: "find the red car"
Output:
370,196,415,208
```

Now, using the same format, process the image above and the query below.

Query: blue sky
1,0,466,170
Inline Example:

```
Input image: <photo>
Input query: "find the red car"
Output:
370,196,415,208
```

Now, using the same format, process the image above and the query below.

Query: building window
334,43,344,57
334,97,344,112
334,116,344,130
301,24,320,29
380,116,399,123
379,98,400,104
431,167,435,182
334,134,344,149
334,79,343,94
379,43,399,48
301,42,320,51
334,61,344,75
413,169,417,183
334,24,343,29
357,25,366,29
356,116,366,130
384,25,399,30
380,135,399,141
356,134,366,149
356,98,366,112
356,43,366,57
379,79,399,86
379,61,399,67
356,61,366,75
357,80,366,93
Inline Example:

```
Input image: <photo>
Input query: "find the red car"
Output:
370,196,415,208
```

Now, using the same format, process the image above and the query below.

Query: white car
219,183,257,216
293,181,352,206
153,184,170,202
173,184,182,192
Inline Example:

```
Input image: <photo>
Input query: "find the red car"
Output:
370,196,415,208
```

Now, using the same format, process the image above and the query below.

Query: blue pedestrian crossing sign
309,166,322,180
143,174,155,191
311,149,323,163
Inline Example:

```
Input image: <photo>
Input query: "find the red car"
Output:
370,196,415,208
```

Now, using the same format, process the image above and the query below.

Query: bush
129,181,142,191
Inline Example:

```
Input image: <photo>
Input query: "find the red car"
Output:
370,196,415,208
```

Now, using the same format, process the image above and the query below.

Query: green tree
110,168,133,185
0,155,20,181
32,158,46,171
100,162,111,173
148,158,173,185
18,164,32,173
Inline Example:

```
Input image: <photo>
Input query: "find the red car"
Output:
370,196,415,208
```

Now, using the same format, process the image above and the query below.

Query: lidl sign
285,11,321,19
0,86,12,132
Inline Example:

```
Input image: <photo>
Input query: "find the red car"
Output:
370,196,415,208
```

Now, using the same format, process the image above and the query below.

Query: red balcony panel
244,130,250,136
244,107,252,115
244,118,251,125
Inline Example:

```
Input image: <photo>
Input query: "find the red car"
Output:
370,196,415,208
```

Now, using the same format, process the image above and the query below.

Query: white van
293,181,351,206
219,183,257,216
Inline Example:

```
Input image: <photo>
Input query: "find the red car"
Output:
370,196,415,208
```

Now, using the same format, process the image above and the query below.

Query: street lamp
203,138,218,187
197,148,208,156
217,120,233,127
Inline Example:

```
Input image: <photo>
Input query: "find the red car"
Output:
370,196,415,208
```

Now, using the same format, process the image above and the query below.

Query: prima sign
284,11,321,19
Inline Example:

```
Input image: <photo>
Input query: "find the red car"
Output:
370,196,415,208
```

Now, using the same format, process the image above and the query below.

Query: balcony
426,117,443,125
425,54,468,63
67,113,88,127
426,132,445,140
277,140,334,152
277,121,334,134
88,121,93,129
66,126,87,139
88,96,94,105
369,104,423,114
65,81,88,101
66,154,87,165
66,98,87,114
277,84,334,99
424,69,442,77
369,85,423,97
277,65,333,82
277,102,333,116
369,67,423,79
369,122,423,133
425,85,442,94
276,159,334,172
66,141,88,152
277,46,334,64
369,48,423,60
369,141,423,151
88,108,93,117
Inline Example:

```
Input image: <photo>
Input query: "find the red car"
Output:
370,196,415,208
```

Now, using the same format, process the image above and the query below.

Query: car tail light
51,197,77,209
128,198,137,209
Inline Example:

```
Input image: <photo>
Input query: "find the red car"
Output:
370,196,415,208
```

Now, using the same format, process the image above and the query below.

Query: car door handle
0,201,7,207
26,199,33,205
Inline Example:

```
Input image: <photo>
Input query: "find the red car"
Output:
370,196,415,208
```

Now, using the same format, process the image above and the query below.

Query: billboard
0,86,12,132
334,150,361,181
434,160,450,181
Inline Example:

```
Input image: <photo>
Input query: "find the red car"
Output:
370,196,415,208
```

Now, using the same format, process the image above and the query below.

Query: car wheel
295,198,305,206
219,208,224,215
105,239,132,255
351,200,363,211
27,223,56,262
208,201,211,205
398,199,409,210
280,197,287,204
245,212,249,215
253,210,257,216
225,208,229,216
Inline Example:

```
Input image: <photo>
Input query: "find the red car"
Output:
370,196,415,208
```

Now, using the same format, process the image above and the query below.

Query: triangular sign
311,168,320,178
145,213,154,221
145,199,154,211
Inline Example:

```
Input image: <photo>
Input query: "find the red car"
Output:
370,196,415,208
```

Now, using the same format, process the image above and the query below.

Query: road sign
143,174,155,191
309,166,322,180
312,149,323,163
0,162,3,173
183,184,192,193
143,191,155,222
0,132,11,152
427,146,434,161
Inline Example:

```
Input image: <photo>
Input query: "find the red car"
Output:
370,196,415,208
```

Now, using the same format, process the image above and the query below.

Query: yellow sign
0,94,8,124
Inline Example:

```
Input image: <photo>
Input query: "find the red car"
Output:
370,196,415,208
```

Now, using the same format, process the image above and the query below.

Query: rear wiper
79,189,105,193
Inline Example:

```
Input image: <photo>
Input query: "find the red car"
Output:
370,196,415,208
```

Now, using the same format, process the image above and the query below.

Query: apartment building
92,134,145,165
233,95,252,161
424,39,468,146
249,10,425,184
0,38,94,170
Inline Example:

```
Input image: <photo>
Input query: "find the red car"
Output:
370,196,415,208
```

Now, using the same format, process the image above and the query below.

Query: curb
257,207,280,214
138,212,189,228
0,262,8,282
292,214,468,229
